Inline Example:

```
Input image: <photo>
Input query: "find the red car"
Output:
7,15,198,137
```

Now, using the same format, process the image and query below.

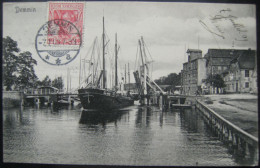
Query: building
204,49,249,76
24,86,59,94
251,55,258,93
181,49,207,95
223,49,257,93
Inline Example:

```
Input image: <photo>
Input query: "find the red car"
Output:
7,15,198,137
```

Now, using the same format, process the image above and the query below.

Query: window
218,66,222,71
245,82,249,88
245,70,249,77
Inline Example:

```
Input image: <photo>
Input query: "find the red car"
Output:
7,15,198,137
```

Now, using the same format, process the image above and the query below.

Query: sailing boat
78,17,134,112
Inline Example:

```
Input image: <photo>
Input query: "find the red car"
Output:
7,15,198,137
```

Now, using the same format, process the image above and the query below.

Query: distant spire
198,35,200,49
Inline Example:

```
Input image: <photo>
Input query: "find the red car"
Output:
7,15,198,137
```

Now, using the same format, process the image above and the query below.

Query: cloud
3,2,256,89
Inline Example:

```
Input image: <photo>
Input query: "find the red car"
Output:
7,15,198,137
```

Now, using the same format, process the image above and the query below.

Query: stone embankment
3,91,22,108
197,94,258,138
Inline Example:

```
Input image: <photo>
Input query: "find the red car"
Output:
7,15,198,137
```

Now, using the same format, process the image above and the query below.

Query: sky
3,1,256,91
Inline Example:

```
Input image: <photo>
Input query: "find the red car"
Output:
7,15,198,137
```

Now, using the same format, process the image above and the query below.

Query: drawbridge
133,37,165,105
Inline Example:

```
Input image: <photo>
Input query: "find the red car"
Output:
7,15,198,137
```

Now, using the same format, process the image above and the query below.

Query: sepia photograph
2,0,258,167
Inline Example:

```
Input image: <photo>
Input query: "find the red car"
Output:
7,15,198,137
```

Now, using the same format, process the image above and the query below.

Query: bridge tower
134,37,165,106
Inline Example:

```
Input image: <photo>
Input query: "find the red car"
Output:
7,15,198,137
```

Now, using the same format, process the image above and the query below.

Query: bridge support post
140,97,147,105
159,95,163,110
68,95,71,105
34,98,40,105
20,91,24,106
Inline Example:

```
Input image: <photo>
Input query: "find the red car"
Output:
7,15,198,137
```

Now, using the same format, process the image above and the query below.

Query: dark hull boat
78,17,134,112
79,107,128,124
78,88,134,111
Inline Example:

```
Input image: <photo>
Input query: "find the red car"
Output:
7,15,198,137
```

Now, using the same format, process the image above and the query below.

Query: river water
3,104,257,166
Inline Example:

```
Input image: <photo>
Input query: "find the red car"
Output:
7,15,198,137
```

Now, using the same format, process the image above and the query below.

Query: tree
3,36,38,90
205,74,226,93
154,73,181,87
52,76,64,90
39,75,52,87
3,36,20,90
16,51,38,89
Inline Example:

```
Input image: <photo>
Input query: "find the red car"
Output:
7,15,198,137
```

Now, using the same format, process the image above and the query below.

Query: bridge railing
196,99,258,162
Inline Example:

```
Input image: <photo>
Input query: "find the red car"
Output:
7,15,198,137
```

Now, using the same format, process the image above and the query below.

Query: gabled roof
204,49,248,59
236,50,256,69
187,49,202,53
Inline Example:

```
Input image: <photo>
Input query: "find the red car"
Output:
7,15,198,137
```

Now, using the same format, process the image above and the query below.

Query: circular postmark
35,19,82,65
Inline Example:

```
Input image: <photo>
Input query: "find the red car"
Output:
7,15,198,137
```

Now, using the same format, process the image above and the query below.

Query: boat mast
102,16,106,89
115,33,118,87
139,38,147,97
125,64,127,84
128,62,130,91
67,68,69,93
141,36,149,76
79,55,81,87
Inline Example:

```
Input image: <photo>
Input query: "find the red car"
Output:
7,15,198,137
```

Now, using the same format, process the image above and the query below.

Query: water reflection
131,106,154,165
196,111,258,166
179,108,202,133
3,104,257,166
135,106,156,128
79,109,127,126
194,109,258,166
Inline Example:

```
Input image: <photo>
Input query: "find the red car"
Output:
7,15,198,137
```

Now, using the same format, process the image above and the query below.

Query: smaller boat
53,94,74,107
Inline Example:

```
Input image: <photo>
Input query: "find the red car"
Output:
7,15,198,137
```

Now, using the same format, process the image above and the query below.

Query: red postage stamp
48,2,84,45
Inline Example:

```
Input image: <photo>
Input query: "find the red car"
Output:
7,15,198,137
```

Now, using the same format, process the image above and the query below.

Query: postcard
2,1,258,167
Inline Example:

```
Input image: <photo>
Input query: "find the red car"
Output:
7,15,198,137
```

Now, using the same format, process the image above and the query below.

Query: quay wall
3,91,22,108
195,99,258,164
